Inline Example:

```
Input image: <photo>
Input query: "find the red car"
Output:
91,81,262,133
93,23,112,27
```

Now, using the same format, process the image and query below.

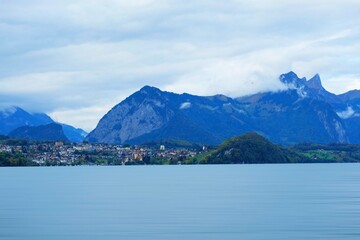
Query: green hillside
200,132,306,164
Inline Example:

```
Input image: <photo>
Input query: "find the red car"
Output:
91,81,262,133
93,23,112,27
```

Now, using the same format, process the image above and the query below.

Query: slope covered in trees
203,132,305,164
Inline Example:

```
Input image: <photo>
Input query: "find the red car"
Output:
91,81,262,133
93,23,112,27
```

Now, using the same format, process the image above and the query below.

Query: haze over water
1,164,360,240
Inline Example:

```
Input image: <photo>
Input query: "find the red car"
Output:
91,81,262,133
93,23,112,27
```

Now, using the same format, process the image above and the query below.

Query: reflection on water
0,164,360,240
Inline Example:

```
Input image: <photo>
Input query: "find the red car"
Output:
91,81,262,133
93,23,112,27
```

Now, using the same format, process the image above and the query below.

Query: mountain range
0,107,87,142
86,72,360,145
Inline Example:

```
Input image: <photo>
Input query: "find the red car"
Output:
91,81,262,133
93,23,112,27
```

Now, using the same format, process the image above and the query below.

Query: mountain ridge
0,107,87,143
86,72,359,145
9,123,69,142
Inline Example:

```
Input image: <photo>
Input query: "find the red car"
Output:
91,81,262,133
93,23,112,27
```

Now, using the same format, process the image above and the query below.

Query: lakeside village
0,141,209,166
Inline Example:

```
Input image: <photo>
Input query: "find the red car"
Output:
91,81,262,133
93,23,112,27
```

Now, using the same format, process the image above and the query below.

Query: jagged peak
280,71,306,88
306,74,323,90
280,71,299,79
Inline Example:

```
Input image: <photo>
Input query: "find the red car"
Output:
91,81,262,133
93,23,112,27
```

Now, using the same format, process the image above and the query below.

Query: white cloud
0,71,92,93
180,102,191,109
323,75,360,94
0,0,360,130
336,107,356,119
0,106,17,117
165,57,288,97
49,105,114,132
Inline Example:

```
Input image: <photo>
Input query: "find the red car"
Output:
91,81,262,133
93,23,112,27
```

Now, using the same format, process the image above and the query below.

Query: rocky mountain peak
280,71,306,88
280,71,299,79
306,74,323,90
126,85,166,104
139,85,162,95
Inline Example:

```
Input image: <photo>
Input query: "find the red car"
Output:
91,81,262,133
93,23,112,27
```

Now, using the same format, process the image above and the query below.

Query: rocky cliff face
86,86,175,144
237,90,348,144
336,90,360,143
86,86,254,144
86,72,358,145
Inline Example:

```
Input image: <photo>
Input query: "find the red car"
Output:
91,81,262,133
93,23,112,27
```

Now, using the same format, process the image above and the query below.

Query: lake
0,164,360,240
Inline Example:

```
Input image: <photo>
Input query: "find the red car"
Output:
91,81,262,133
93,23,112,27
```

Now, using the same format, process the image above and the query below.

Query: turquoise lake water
0,164,360,239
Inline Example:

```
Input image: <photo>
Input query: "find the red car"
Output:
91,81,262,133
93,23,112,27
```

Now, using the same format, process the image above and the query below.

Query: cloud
0,106,18,117
0,0,359,130
164,57,287,97
324,75,360,94
49,105,114,132
336,107,356,119
180,102,192,110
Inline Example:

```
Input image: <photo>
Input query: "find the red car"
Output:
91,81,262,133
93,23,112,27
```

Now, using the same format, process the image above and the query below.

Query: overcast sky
0,0,359,131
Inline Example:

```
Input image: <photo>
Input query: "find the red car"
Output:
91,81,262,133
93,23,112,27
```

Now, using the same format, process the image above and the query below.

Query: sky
0,0,359,131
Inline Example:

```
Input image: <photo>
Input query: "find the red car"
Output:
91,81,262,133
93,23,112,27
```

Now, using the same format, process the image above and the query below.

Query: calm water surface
0,164,360,240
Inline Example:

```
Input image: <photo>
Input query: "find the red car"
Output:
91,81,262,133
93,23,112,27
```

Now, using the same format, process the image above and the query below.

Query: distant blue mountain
86,72,360,145
0,107,53,135
9,123,69,142
0,107,87,142
61,124,88,143
278,72,360,143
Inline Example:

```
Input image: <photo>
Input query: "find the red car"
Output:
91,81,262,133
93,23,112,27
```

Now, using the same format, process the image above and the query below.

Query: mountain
204,132,305,164
237,72,348,144
61,124,88,143
338,90,360,103
0,135,9,141
86,86,256,145
0,106,87,142
9,123,69,142
87,71,360,145
334,90,360,143
237,91,347,145
290,74,360,144
0,107,53,135
278,71,343,105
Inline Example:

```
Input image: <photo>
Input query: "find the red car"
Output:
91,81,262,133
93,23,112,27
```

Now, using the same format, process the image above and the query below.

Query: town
0,140,209,166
